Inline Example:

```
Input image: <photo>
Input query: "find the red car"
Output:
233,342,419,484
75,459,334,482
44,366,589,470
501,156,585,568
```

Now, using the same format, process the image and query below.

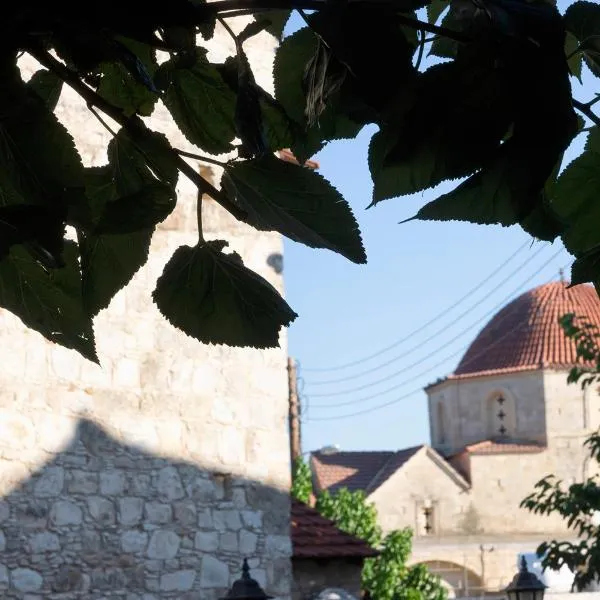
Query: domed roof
454,281,600,378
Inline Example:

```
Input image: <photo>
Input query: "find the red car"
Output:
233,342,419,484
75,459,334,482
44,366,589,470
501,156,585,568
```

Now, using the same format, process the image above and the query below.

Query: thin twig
586,95,600,109
206,0,469,42
175,148,228,167
574,99,600,128
415,29,426,70
27,46,249,223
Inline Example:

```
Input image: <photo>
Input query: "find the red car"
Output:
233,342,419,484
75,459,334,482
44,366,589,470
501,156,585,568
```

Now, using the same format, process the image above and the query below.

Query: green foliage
522,314,600,590
315,487,446,600
2,0,600,359
291,456,313,504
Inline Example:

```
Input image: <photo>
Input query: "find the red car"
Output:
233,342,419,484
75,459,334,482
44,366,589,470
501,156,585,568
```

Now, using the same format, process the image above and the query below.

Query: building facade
0,23,293,599
312,281,600,597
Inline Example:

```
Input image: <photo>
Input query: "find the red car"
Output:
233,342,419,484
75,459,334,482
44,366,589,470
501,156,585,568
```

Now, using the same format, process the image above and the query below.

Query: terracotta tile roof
291,499,379,559
453,282,600,379
278,149,320,170
464,439,545,455
311,446,423,495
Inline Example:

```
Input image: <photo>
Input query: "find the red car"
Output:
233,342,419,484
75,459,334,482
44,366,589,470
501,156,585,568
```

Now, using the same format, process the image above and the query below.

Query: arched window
486,391,516,438
437,402,447,445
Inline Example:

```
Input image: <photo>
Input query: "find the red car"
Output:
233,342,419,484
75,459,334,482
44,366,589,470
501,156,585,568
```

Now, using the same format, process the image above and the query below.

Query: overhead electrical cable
307,243,548,386
305,247,565,399
300,240,532,373
305,261,572,422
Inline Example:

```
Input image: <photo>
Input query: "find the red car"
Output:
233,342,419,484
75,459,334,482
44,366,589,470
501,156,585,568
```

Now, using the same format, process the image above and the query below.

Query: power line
300,240,532,373
307,243,548,386
305,261,572,422
305,247,565,399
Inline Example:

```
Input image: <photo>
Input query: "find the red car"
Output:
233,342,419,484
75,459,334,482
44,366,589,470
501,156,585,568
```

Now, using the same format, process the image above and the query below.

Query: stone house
291,500,378,600
312,281,600,598
0,19,294,599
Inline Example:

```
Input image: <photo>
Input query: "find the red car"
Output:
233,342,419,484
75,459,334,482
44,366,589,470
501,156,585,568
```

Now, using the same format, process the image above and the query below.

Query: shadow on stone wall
0,418,291,599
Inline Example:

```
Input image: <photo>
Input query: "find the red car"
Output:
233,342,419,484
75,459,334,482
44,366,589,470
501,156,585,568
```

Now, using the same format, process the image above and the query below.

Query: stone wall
292,559,363,600
0,20,293,599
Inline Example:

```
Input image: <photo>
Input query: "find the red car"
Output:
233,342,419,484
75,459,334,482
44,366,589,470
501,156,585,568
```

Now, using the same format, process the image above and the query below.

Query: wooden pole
287,357,301,466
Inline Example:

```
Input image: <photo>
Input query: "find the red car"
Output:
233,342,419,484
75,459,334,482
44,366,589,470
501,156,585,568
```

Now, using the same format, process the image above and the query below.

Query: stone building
0,21,293,599
312,281,600,598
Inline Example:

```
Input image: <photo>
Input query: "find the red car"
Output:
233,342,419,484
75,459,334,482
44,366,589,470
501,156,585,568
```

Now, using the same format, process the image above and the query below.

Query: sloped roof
291,500,379,559
453,282,600,379
464,439,545,455
311,446,423,495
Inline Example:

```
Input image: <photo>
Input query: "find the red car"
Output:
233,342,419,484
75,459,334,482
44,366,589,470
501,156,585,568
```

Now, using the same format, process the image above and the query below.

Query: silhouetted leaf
255,11,292,40
0,242,96,362
27,70,63,110
223,154,366,263
158,50,236,154
153,241,297,348
93,183,176,234
565,1,600,77
427,0,448,24
571,246,600,286
554,127,600,254
429,9,461,58
565,31,583,81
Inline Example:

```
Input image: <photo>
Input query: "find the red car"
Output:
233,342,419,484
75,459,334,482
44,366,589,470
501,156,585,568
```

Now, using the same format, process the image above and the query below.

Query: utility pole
287,357,301,466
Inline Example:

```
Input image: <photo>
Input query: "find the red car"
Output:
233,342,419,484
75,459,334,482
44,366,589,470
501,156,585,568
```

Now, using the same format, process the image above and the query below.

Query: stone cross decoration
496,396,507,436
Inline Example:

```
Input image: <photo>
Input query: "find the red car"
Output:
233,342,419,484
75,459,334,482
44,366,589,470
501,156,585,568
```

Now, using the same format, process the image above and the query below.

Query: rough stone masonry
0,19,292,599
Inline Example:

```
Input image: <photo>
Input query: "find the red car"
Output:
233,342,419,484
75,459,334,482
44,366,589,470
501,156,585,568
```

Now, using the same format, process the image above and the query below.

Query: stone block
241,510,262,529
200,556,230,588
29,532,59,553
121,530,149,554
147,530,180,559
239,530,258,554
160,569,196,592
219,532,238,553
195,531,218,552
173,500,196,526
145,502,172,524
50,500,83,526
0,501,9,523
67,470,98,494
100,470,126,495
157,466,185,501
33,467,64,497
87,496,116,525
11,568,43,592
118,497,144,525
0,564,7,589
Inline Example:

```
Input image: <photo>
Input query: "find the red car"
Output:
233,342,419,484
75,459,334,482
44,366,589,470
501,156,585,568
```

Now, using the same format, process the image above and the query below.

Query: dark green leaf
429,9,461,58
427,0,448,24
565,1,600,77
27,70,63,111
93,182,176,234
369,57,512,203
554,127,600,254
0,242,96,362
223,154,366,264
274,28,363,161
571,246,600,286
79,167,153,316
108,124,178,193
255,10,292,40
158,50,237,154
152,241,297,348
565,31,583,81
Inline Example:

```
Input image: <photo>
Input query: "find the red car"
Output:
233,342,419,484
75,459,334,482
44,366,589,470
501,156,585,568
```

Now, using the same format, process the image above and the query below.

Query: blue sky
281,4,595,454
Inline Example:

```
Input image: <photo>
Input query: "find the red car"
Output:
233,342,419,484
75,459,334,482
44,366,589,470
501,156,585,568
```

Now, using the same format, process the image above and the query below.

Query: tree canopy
291,457,447,600
2,0,600,360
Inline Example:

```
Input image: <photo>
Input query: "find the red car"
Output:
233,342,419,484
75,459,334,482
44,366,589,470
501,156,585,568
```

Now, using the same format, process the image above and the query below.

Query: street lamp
221,559,273,600
505,556,547,600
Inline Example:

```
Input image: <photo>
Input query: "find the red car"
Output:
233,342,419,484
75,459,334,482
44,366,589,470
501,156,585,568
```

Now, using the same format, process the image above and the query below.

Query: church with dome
311,281,600,597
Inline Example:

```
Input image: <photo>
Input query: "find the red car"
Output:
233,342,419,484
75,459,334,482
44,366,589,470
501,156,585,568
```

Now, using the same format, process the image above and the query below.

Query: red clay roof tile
291,500,379,559
311,447,423,495
453,282,600,379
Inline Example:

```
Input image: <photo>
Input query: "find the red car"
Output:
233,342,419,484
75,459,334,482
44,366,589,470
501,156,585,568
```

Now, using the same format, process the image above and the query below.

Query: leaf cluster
2,0,600,359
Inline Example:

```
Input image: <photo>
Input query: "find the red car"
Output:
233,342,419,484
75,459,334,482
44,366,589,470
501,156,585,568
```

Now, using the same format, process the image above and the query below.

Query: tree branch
26,46,249,223
204,0,470,42
574,99,600,128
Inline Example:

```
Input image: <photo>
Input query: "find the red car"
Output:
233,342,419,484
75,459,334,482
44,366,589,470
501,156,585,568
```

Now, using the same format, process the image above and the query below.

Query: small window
417,501,436,536
437,402,447,445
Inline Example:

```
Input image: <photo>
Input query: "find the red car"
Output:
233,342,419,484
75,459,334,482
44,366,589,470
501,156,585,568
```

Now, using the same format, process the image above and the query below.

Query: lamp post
221,559,273,600
505,556,547,600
